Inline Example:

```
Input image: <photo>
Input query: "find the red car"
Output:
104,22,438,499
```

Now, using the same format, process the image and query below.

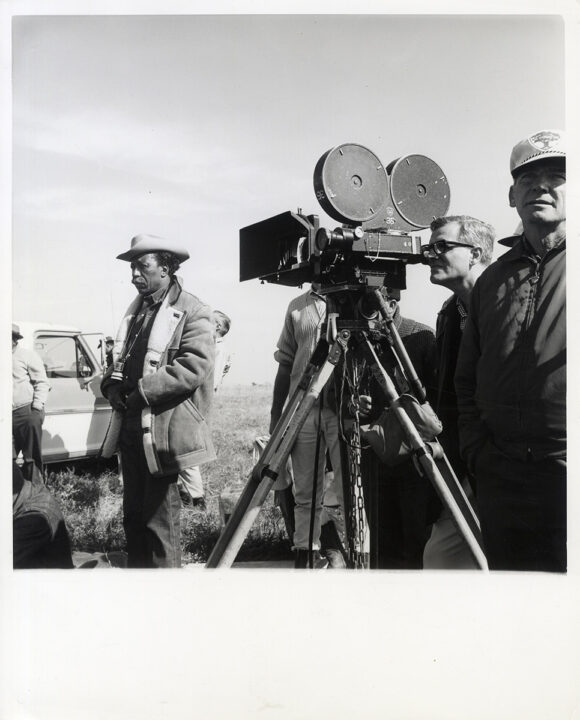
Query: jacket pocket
180,397,204,423
153,397,211,463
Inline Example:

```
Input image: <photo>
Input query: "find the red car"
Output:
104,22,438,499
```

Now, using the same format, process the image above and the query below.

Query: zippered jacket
433,296,467,479
455,235,566,471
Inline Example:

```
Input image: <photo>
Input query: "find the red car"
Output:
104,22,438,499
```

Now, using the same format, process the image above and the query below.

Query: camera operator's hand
358,394,372,417
107,385,127,412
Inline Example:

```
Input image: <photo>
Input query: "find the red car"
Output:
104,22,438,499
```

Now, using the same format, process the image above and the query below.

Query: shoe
179,491,206,510
191,497,207,512
322,548,348,569
179,489,193,507
320,518,348,568
294,549,329,569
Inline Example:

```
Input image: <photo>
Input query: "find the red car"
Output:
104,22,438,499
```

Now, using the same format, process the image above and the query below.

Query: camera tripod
206,287,487,570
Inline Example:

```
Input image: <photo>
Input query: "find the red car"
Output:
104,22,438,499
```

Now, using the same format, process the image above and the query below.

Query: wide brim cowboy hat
116,234,190,263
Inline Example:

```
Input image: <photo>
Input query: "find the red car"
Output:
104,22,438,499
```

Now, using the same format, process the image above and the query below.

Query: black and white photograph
2,2,579,719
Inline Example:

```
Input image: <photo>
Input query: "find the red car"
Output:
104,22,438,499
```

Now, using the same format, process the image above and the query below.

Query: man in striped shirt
270,286,344,568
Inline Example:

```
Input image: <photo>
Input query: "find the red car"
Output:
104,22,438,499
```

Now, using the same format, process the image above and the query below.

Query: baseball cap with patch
510,129,565,177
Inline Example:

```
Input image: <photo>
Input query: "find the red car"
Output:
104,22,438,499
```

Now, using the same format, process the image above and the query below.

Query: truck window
35,335,95,379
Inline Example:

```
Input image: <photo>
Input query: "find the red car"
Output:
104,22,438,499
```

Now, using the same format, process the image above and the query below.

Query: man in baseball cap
509,129,565,176
455,130,566,571
100,336,115,369
100,234,215,568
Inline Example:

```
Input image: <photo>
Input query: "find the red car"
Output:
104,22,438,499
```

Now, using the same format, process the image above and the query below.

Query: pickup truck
15,321,113,464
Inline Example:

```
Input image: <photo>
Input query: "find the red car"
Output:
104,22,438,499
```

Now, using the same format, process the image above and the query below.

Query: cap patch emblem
529,130,561,151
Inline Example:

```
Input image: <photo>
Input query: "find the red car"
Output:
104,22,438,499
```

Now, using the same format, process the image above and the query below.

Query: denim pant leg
319,409,346,543
119,423,181,568
291,408,328,550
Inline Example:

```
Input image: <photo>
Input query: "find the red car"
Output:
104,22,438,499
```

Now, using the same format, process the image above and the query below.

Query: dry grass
47,384,292,564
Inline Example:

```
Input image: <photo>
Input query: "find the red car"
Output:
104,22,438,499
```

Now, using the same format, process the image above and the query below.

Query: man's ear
508,185,516,208
470,246,483,266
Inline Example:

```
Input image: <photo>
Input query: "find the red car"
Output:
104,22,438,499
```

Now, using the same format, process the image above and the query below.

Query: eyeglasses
421,241,475,259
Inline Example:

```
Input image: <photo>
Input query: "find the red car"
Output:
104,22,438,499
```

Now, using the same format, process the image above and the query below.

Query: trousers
475,444,566,572
423,477,479,570
13,404,45,482
362,450,435,569
119,419,182,568
291,405,344,550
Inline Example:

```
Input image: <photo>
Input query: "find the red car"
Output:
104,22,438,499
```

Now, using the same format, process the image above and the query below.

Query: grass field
46,383,293,565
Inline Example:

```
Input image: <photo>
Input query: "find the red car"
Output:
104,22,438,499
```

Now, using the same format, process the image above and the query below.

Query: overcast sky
4,5,580,720
11,12,566,384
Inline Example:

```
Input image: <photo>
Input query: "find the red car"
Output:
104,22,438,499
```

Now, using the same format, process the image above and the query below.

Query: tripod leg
373,288,427,403
359,335,488,570
206,335,346,568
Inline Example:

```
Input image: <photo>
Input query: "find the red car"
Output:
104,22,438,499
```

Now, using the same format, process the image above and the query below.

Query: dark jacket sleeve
454,282,490,473
100,362,117,399
139,301,215,406
398,319,437,404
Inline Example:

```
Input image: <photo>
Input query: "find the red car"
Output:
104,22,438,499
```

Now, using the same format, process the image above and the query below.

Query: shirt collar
142,281,171,308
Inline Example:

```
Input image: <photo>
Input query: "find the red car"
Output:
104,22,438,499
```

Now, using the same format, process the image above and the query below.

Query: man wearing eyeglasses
420,216,496,568
455,130,566,572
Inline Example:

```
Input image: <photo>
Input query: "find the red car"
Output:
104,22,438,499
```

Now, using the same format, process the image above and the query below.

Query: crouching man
101,234,215,568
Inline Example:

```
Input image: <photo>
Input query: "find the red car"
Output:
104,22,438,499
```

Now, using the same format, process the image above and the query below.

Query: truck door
34,331,112,463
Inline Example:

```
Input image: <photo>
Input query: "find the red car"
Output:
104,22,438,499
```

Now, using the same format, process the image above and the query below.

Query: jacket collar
498,234,566,263
498,234,520,248
157,275,183,306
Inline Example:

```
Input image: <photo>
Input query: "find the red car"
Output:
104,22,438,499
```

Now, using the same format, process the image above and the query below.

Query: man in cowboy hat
12,323,51,482
455,130,566,571
101,233,216,568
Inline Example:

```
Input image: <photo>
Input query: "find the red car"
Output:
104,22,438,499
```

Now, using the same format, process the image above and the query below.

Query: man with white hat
455,130,566,571
101,234,216,568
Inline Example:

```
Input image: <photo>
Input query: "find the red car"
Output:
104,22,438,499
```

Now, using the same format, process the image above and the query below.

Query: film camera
207,144,488,570
239,143,450,291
